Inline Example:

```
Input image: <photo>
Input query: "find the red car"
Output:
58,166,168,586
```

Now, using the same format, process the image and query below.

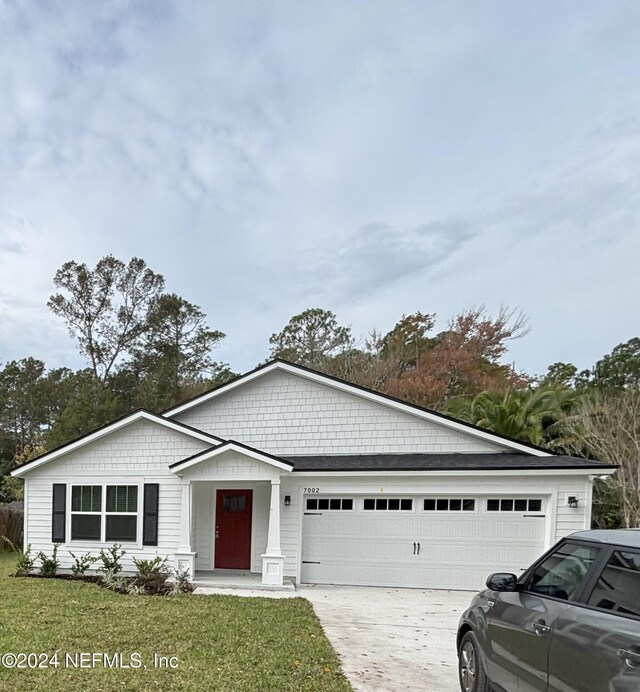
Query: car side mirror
486,572,518,592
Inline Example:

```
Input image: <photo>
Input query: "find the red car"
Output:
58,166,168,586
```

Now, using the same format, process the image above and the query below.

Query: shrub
37,544,60,577
126,582,147,596
168,566,194,595
97,544,126,575
100,568,128,593
133,555,169,591
13,543,35,576
69,551,98,576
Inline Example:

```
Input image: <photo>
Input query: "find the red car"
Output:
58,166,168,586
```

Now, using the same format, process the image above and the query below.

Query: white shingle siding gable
26,419,211,477
179,452,281,481
173,370,504,454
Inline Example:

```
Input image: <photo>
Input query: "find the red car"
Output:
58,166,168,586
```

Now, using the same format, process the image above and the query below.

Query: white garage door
301,495,547,590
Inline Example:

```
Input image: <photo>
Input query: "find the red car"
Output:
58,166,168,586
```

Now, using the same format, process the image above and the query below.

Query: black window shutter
52,484,66,543
143,483,159,546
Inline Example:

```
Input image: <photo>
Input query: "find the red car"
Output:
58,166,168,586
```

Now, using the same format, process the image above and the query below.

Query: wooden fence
0,507,24,550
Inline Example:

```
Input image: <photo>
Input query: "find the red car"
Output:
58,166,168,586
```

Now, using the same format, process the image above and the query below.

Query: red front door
214,489,253,570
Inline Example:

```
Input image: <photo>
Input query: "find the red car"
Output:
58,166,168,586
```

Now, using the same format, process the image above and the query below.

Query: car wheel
458,631,489,692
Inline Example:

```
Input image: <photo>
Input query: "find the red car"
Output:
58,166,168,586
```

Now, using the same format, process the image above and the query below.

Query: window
70,484,139,543
587,550,640,619
223,494,246,512
106,485,138,542
424,498,475,512
71,486,102,540
363,498,413,511
306,498,353,511
525,542,601,601
487,498,542,512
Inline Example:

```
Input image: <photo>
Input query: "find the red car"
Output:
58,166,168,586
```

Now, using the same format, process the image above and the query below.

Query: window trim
70,485,103,542
305,497,354,512
486,498,544,513
362,498,414,512
422,498,477,512
68,482,142,546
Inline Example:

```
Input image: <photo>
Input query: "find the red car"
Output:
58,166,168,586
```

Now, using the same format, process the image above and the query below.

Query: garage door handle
618,649,640,668
413,542,416,555
417,542,420,555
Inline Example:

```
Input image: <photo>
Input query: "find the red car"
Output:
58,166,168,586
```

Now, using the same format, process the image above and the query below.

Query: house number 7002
304,488,320,494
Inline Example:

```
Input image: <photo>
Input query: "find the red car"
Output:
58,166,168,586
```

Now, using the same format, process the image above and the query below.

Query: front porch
170,441,294,587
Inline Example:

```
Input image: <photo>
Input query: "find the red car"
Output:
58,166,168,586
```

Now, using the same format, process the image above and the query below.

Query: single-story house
11,360,616,590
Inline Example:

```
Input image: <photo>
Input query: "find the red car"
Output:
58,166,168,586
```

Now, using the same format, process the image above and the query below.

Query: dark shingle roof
282,453,617,472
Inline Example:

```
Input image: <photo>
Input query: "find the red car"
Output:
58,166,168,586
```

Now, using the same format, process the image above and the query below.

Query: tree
447,387,583,449
44,369,126,449
379,312,435,371
130,293,231,409
594,337,640,389
387,306,530,409
268,308,353,369
48,256,165,383
0,358,49,456
538,362,579,389
563,390,640,528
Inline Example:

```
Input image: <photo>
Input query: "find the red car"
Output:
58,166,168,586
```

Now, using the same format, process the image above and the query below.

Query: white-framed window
363,498,413,511
105,485,138,542
70,484,139,543
71,485,102,541
306,498,353,511
486,498,543,512
423,498,476,512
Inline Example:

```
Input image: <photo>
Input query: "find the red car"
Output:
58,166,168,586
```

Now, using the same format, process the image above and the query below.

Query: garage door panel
301,497,547,589
303,536,414,562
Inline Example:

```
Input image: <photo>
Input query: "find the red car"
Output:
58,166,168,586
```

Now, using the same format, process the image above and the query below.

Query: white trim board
165,361,552,456
290,468,615,478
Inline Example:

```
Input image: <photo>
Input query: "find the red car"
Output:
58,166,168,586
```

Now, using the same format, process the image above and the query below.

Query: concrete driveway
299,584,471,692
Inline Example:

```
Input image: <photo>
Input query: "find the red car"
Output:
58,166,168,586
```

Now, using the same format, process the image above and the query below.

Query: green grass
0,553,350,691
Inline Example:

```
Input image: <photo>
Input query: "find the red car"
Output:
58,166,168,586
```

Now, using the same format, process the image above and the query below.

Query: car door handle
618,648,640,668
532,620,550,636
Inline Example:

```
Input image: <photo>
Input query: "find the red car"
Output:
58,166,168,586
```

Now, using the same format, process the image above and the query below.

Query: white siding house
12,360,616,590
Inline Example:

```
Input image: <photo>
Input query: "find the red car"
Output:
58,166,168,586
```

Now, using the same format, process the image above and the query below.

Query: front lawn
0,554,350,691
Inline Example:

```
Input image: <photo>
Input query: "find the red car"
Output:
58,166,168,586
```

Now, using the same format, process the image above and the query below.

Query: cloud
302,220,474,303
0,1,639,380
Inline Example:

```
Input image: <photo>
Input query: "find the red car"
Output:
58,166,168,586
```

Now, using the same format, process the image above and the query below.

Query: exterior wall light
284,495,291,507
568,496,579,508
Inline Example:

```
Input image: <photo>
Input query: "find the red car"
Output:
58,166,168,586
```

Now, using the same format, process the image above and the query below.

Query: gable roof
282,453,618,473
165,359,552,457
10,409,224,478
169,439,294,473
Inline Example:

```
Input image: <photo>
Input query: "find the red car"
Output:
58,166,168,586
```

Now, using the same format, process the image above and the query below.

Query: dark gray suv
457,529,640,692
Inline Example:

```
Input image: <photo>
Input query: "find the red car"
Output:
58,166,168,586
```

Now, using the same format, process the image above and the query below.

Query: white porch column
261,478,285,586
174,481,196,579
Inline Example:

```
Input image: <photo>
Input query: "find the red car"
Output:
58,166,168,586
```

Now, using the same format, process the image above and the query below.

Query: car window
525,542,601,601
586,550,640,619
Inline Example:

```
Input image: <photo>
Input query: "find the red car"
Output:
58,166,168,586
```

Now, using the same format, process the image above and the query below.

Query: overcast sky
1,1,639,378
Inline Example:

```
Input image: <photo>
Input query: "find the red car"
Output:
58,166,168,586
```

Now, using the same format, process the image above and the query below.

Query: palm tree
447,387,584,449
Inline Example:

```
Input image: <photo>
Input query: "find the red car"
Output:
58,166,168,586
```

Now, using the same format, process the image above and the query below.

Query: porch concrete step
192,571,296,593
